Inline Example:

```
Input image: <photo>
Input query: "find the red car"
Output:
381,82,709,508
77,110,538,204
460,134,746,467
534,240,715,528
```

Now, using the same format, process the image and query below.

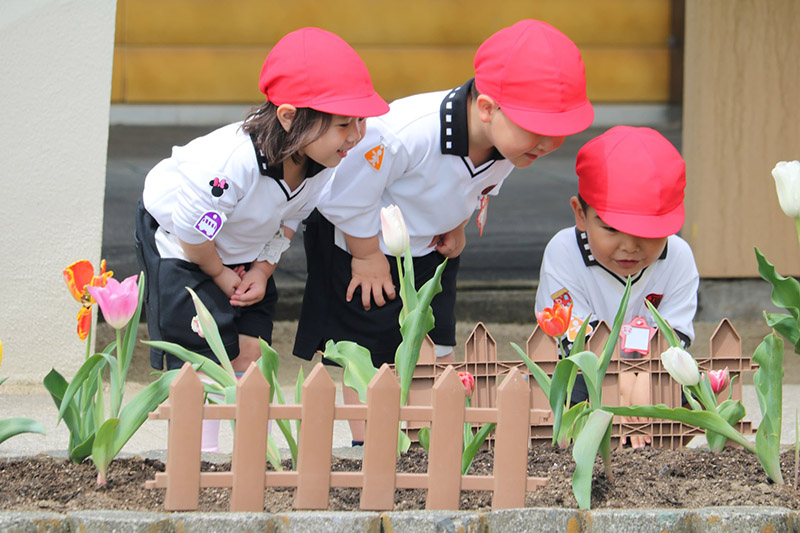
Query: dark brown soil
1,446,798,513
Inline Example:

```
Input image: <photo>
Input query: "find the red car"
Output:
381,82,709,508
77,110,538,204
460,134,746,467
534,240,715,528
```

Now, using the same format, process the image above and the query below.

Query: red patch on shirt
645,293,663,309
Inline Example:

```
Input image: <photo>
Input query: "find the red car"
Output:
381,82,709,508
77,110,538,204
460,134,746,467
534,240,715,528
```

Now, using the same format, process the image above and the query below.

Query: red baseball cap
474,19,593,137
577,126,686,239
259,27,389,118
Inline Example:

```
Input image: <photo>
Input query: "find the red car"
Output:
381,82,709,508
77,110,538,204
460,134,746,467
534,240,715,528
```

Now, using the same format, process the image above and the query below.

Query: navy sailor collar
250,134,326,200
573,227,668,285
439,78,503,162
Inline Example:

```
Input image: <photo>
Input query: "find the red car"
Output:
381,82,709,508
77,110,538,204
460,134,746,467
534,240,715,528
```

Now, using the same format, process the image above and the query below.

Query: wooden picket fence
145,362,550,512
404,318,756,449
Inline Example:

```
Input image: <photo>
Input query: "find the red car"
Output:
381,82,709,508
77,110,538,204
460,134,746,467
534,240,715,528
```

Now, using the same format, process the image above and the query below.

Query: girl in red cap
135,28,388,449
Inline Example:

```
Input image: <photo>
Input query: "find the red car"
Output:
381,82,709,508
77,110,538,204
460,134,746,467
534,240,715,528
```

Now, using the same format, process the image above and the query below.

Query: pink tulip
707,367,730,395
87,275,139,329
458,371,475,398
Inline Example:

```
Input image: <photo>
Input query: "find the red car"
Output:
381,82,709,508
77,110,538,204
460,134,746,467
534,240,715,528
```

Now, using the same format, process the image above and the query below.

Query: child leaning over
535,126,699,449
135,27,388,374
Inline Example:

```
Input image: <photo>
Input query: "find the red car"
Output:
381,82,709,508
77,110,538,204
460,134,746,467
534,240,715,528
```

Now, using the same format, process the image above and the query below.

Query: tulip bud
458,371,475,397
191,315,205,339
772,160,800,218
536,302,572,338
660,346,700,387
87,275,139,330
380,205,410,257
707,367,730,395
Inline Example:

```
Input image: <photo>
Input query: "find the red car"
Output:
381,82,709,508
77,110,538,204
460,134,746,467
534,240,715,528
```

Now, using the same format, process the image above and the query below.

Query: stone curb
1,507,797,532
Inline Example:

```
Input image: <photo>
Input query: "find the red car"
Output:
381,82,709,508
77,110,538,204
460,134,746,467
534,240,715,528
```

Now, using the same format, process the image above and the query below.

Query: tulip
660,346,700,387
63,259,113,341
380,205,410,257
536,302,572,338
88,275,139,330
191,315,205,338
772,160,800,218
458,371,475,397
707,367,730,395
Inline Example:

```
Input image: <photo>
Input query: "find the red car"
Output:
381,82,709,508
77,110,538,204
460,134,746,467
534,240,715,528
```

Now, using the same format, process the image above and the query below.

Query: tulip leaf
462,423,495,474
764,312,800,354
322,340,377,403
706,399,746,452
597,277,632,387
555,402,589,448
0,418,45,445
69,433,95,464
756,247,800,320
43,369,81,438
417,426,430,452
511,342,551,399
569,312,592,355
57,353,109,424
92,418,119,485
144,340,237,388
118,273,146,388
645,299,683,349
257,339,281,402
186,287,236,378
751,332,784,483
550,352,600,443
572,409,613,510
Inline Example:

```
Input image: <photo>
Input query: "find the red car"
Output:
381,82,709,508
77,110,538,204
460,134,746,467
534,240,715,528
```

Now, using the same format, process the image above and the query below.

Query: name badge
620,316,655,356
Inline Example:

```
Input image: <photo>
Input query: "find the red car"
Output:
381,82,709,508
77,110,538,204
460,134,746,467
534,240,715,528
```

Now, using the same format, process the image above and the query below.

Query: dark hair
577,193,590,213
241,102,332,166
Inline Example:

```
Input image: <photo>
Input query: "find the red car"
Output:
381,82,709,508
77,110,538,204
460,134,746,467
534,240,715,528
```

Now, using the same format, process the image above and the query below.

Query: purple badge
194,211,223,240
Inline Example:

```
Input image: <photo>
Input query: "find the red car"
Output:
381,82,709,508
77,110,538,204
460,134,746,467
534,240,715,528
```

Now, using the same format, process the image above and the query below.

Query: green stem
396,254,408,320
116,329,123,417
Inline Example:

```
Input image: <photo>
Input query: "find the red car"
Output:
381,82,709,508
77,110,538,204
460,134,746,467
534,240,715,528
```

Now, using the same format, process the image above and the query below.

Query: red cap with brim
259,27,389,118
474,19,594,136
577,126,686,239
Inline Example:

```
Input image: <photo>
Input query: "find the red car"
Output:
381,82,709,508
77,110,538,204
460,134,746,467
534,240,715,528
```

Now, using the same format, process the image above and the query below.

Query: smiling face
300,114,367,167
572,197,667,278
476,95,565,168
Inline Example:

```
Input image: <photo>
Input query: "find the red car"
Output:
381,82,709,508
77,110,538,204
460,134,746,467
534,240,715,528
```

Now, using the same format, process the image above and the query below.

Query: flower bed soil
1,445,797,513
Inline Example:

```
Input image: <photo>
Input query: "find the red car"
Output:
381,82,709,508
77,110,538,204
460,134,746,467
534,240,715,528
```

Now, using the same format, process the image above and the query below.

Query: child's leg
619,371,652,449
232,334,262,373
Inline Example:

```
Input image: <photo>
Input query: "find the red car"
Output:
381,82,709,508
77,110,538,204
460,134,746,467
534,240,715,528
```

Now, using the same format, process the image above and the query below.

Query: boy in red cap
135,27,388,433
293,19,594,444
535,125,699,449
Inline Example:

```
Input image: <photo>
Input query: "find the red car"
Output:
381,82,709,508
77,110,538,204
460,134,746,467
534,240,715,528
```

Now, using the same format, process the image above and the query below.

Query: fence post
230,363,270,512
360,365,400,510
295,363,336,509
164,363,204,511
426,366,465,510
491,367,531,509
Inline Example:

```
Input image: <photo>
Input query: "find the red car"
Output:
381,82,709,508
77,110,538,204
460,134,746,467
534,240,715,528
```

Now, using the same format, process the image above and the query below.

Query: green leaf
322,340,377,403
69,433,95,463
43,369,82,439
57,353,109,424
550,352,600,443
645,299,682,348
0,418,45,444
257,339,280,402
511,342,551,398
92,418,119,485
706,399,746,452
118,272,146,390
751,333,785,483
756,247,800,321
417,426,430,452
597,277,633,388
144,340,236,388
462,423,496,474
572,409,613,509
555,402,589,448
605,404,755,453
764,313,800,354
398,428,411,454
186,287,236,378
266,434,283,471
570,312,592,354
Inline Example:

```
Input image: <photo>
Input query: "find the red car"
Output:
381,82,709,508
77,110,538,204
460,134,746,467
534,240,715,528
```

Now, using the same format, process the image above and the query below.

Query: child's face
301,115,367,167
572,197,668,278
478,97,565,168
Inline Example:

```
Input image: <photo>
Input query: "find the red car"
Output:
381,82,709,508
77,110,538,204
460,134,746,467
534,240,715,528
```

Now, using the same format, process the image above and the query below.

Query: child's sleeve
319,122,409,238
170,162,241,245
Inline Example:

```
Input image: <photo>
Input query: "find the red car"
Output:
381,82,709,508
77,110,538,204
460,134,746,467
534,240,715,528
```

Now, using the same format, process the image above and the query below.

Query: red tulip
536,302,572,338
63,259,113,340
707,367,730,395
458,371,475,397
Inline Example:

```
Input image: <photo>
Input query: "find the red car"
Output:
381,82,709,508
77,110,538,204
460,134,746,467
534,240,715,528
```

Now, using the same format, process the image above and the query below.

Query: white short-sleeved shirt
318,80,515,257
142,122,332,265
535,227,699,349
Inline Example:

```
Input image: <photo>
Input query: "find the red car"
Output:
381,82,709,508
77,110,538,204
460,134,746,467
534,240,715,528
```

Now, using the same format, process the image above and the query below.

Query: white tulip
660,346,699,387
772,160,800,218
380,205,410,257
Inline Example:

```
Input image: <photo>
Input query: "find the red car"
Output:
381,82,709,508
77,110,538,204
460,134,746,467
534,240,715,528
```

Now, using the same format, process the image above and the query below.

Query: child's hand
230,262,273,307
619,371,652,449
212,267,242,298
348,252,396,310
430,222,467,258
232,265,247,279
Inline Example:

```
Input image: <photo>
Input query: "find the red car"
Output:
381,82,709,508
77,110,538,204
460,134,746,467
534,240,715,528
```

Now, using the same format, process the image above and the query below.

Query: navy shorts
293,209,458,368
134,201,277,370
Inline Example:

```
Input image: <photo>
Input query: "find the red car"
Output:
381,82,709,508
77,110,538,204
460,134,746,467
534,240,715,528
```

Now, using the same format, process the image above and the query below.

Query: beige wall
0,1,117,384
683,0,800,277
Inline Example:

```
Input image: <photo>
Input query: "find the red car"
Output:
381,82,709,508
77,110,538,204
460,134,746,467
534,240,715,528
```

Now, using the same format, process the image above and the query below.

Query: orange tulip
536,302,572,338
63,259,113,341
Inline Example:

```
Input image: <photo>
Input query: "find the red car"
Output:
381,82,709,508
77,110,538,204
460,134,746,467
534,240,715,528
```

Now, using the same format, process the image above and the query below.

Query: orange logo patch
364,144,384,170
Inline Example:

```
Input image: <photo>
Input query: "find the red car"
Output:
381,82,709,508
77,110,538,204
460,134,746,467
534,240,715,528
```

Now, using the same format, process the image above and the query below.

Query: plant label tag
620,316,655,356
194,210,224,241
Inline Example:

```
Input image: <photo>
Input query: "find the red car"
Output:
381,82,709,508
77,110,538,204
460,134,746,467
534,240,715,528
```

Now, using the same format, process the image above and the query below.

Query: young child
535,125,699,449
135,27,388,375
293,19,594,443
